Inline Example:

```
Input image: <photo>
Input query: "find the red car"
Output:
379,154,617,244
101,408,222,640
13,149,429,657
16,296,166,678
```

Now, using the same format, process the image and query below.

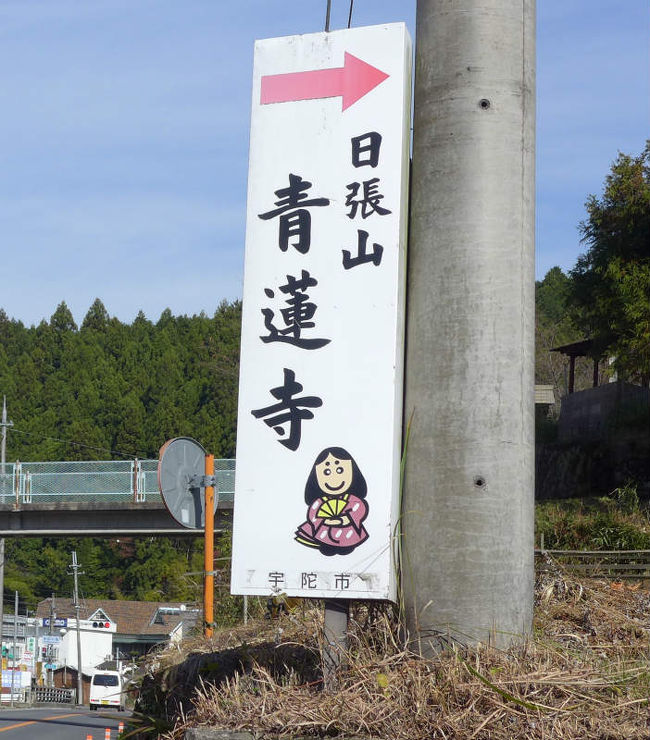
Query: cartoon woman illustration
295,446,369,556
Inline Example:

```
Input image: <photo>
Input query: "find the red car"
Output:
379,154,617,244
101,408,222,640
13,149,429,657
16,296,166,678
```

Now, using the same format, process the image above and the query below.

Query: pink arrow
260,52,389,111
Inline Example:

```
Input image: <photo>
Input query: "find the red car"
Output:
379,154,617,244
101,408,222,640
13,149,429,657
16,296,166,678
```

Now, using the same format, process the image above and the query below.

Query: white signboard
1,670,30,688
231,23,411,601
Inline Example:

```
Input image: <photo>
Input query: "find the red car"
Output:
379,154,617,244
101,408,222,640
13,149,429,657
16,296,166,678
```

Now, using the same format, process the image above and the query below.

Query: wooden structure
551,339,600,394
52,666,92,703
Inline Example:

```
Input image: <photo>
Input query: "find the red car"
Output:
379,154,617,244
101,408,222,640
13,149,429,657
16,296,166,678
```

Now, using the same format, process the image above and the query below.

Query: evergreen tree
0,297,242,604
50,302,77,333
536,267,571,324
569,142,650,380
81,299,110,332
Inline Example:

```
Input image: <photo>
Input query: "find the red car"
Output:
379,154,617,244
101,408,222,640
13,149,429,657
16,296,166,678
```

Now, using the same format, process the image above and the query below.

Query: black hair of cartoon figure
303,446,367,506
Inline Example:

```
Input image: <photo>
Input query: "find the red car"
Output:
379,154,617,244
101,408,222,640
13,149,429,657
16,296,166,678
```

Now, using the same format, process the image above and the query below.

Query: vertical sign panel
231,23,411,601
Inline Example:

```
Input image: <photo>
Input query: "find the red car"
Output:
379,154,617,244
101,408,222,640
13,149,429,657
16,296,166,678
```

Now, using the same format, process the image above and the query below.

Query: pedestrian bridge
0,459,235,537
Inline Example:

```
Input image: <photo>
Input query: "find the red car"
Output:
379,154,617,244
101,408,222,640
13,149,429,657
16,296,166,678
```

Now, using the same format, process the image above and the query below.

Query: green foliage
536,266,572,325
0,298,242,607
536,497,650,550
117,710,172,738
610,480,639,515
535,266,587,401
0,299,241,460
210,531,262,627
569,141,650,380
4,536,206,609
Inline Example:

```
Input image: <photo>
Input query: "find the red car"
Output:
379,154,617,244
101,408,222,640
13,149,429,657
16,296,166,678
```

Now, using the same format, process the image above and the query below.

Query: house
35,598,200,671
51,666,93,704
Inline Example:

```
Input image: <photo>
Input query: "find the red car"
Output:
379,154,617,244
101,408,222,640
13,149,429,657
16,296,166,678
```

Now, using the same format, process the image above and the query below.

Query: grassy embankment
132,577,650,740
126,489,650,740
536,484,650,550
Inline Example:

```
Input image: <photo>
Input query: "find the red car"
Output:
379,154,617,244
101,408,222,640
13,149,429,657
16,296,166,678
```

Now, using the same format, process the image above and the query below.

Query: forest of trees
570,142,650,381
536,265,579,403
0,298,241,610
0,298,241,461
536,141,650,406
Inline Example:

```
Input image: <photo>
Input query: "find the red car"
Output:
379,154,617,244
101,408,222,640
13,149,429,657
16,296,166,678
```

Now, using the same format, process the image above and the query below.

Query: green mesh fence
0,459,236,506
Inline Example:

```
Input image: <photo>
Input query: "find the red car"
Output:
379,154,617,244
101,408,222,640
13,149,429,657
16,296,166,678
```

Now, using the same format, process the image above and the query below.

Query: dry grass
143,567,650,740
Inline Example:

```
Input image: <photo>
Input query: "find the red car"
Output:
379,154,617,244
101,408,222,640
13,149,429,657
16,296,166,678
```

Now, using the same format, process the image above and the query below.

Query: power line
9,428,150,460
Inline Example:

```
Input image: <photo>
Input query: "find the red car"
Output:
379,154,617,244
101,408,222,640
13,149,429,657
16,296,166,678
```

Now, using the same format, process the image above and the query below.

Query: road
0,706,128,738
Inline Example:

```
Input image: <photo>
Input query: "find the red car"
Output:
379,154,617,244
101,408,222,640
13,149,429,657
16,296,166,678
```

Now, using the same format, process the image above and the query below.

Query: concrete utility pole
10,591,17,707
48,594,56,687
0,396,13,651
0,397,12,482
70,552,84,704
0,540,4,661
402,0,535,651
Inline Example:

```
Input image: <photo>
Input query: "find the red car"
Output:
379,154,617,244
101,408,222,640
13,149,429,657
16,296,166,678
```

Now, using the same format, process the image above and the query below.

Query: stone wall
536,433,650,500
558,382,650,443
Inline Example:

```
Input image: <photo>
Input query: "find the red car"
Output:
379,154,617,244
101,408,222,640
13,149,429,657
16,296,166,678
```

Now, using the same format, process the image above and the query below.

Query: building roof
52,666,93,678
550,339,595,357
36,598,199,638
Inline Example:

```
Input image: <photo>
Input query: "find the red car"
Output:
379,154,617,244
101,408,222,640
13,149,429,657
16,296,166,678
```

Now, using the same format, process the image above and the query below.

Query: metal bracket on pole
189,474,218,489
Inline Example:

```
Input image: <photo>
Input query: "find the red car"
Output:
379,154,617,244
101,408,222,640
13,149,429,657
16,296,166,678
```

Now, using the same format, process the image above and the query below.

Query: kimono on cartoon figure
295,446,369,556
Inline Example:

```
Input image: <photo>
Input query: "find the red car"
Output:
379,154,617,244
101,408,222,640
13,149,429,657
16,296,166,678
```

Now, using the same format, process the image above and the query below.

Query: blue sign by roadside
42,618,67,628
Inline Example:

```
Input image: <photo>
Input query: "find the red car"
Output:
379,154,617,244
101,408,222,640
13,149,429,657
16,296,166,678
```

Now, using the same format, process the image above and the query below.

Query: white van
89,670,124,711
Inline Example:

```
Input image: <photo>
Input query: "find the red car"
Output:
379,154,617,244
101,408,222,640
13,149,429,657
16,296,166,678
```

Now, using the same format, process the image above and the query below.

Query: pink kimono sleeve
345,496,368,533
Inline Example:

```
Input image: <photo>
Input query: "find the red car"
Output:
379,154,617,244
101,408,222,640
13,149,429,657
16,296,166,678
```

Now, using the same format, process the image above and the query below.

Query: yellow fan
316,496,348,518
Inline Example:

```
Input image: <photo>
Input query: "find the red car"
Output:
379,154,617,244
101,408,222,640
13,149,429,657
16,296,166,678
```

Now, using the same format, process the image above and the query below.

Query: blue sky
0,1,647,327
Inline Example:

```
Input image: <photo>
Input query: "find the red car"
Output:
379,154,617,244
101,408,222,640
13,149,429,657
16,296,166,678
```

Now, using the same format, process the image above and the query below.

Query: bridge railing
33,686,75,704
0,459,236,507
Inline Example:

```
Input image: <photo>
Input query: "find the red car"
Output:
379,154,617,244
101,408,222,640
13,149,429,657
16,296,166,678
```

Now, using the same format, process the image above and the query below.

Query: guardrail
0,459,235,507
0,689,31,704
33,686,76,704
536,548,650,579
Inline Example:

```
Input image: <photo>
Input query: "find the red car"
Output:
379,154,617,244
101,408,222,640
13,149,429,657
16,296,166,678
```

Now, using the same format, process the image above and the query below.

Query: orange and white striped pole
204,454,215,638
104,728,111,740
118,721,125,734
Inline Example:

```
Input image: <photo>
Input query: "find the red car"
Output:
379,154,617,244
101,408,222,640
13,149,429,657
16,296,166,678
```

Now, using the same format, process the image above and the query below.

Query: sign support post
323,599,348,689
204,454,215,639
